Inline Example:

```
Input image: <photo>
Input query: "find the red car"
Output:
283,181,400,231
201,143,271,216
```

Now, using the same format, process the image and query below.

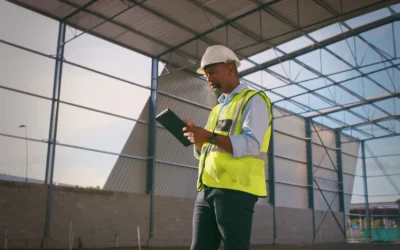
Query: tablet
156,108,192,147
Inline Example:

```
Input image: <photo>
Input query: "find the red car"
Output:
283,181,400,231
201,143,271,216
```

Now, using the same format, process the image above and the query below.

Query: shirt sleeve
229,94,270,158
193,145,201,160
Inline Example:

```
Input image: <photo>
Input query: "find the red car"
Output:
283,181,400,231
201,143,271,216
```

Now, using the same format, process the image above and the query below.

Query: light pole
18,125,28,183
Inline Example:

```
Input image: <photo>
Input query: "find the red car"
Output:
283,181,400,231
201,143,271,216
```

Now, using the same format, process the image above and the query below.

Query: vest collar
217,83,248,105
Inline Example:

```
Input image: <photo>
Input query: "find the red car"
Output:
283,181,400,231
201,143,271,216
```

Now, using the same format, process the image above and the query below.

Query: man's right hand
183,120,203,153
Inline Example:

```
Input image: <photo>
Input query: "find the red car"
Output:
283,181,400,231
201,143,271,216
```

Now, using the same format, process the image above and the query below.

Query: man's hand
183,120,211,151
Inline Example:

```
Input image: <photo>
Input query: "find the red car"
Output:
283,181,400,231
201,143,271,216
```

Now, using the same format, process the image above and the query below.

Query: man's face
204,63,232,97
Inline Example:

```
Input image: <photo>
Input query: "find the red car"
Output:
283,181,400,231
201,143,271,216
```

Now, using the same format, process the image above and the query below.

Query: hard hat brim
196,61,241,75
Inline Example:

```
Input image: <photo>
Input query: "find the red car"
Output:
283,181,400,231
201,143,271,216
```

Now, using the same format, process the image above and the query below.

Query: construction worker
183,45,273,250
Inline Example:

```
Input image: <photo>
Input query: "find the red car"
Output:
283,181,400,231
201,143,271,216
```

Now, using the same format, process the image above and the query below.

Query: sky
0,0,399,205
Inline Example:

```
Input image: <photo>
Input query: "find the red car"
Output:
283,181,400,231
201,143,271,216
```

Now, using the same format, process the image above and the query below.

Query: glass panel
321,49,352,75
341,77,389,100
367,68,396,93
57,103,148,156
334,86,361,106
53,145,146,191
291,93,332,110
242,71,262,86
366,176,400,203
64,26,151,87
238,59,255,72
329,69,360,83
0,136,47,184
392,3,400,12
342,128,370,141
277,36,314,54
358,23,395,59
356,124,390,138
309,23,349,42
296,49,322,73
0,43,55,97
351,176,366,200
377,120,400,134
355,36,385,66
395,22,400,59
345,8,391,29
342,111,368,125
326,38,357,67
314,85,336,104
61,64,150,119
299,77,330,90
359,61,390,74
248,48,283,64
365,135,400,156
328,111,364,126
312,116,343,129
0,1,58,54
374,98,397,115
290,61,319,83
273,84,307,97
261,71,287,89
276,100,308,114
0,89,51,140
349,104,387,120
264,90,283,103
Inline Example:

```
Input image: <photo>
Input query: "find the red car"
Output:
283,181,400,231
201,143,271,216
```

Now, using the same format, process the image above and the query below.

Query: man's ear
227,63,235,76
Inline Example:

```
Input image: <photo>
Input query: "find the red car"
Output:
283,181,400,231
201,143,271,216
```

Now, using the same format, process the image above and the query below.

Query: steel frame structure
1,0,399,244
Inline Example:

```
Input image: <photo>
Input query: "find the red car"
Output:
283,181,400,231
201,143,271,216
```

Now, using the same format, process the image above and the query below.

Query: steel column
147,57,158,239
335,130,346,242
361,141,371,241
267,104,276,243
305,119,316,243
43,21,66,238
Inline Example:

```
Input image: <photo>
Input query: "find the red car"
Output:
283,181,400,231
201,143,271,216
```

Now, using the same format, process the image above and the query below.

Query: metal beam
335,130,347,242
239,15,398,77
340,115,400,130
43,21,66,239
63,0,98,21
267,104,277,243
242,77,373,139
57,0,198,62
307,93,400,118
361,141,372,242
252,2,399,136
158,0,281,57
147,57,158,239
363,133,400,141
305,119,316,243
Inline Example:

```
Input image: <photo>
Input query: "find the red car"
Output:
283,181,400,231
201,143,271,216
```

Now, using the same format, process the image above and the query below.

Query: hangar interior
0,0,400,248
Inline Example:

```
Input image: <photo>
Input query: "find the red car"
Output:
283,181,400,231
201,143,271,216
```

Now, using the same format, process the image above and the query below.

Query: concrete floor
104,243,399,250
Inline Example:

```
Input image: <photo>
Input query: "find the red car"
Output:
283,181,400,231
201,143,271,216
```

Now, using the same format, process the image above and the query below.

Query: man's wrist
208,132,218,144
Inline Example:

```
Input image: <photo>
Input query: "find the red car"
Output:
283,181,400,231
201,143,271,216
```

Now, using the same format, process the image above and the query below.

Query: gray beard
212,88,222,99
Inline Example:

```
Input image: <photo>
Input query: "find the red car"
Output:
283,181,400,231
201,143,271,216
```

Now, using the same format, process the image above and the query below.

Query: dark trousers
190,186,258,250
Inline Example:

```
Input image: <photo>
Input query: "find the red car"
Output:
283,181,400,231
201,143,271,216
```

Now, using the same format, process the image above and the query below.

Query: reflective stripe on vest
197,87,272,197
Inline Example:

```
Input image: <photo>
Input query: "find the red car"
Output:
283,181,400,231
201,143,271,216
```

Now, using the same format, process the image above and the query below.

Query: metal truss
250,2,399,138
305,119,347,242
155,0,400,141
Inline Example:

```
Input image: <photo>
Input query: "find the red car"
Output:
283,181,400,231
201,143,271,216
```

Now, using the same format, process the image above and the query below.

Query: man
183,45,273,250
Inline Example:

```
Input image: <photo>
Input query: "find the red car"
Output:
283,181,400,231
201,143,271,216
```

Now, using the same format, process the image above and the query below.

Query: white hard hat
197,45,241,75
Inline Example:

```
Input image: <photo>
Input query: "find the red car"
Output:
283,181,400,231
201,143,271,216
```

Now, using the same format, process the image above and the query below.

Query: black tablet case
156,108,192,147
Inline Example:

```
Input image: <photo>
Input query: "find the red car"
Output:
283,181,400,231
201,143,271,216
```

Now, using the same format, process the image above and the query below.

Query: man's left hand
183,125,211,145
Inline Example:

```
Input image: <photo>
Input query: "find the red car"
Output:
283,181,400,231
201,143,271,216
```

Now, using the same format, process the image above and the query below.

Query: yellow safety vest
197,87,272,197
